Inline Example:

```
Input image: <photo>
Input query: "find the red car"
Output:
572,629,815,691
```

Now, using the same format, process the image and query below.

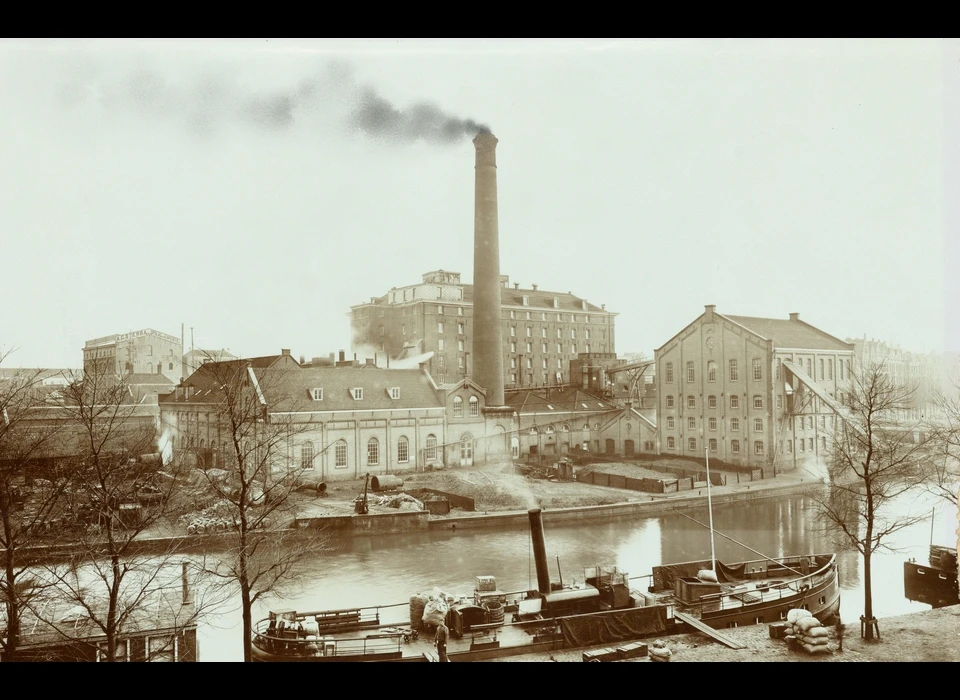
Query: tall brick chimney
472,132,505,407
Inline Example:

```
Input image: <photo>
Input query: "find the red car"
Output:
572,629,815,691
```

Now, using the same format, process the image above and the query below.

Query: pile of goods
376,493,424,511
649,639,672,662
409,587,451,630
178,499,270,535
782,609,832,655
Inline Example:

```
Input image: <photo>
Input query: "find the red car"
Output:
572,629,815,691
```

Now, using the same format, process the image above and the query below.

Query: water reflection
193,492,957,662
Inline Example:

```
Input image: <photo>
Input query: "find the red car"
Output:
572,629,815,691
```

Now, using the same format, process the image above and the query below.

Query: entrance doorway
459,433,474,468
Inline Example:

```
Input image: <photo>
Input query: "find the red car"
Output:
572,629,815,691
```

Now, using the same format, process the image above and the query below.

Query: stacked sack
649,639,672,662
783,609,832,655
421,587,450,629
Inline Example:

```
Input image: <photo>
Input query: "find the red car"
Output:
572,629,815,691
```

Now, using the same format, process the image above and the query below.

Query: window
709,438,718,452
437,305,444,315
510,326,516,337
827,359,834,380
839,360,844,381
665,362,674,383
807,416,813,430
351,388,363,400
557,328,562,339
438,339,445,351
438,321,444,334
688,438,697,451
367,438,379,466
666,417,675,429
301,442,315,470
510,358,516,369
585,329,591,340
754,418,763,432
557,345,562,355
553,298,559,308
786,440,793,453
458,307,463,316
542,342,548,353
753,395,763,409
459,340,465,352
729,359,738,381
571,329,576,339
666,395,674,408
310,388,323,401
510,342,516,353
526,357,532,369
709,417,717,431
808,437,814,451
453,396,463,417
438,355,446,369
525,342,532,353
458,357,464,369
730,395,739,409
526,326,532,337
752,359,762,380
667,437,676,449
777,395,783,409
687,361,695,383
754,440,764,455
821,436,827,451
469,395,479,416
708,395,717,409
522,295,529,306
378,325,384,336
542,358,547,369
819,359,824,380
731,439,740,454
542,328,547,338
390,387,400,400
731,417,740,432
426,434,437,460
571,345,577,355
800,438,806,452
707,361,717,382
688,417,696,429
806,358,813,376
335,440,348,467
458,323,464,335
168,362,173,370
510,310,516,319
396,436,409,463
687,395,696,409
776,362,781,381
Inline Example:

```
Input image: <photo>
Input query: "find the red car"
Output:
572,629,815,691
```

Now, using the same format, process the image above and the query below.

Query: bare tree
0,351,73,661
923,385,960,509
31,361,199,661
808,361,941,640
165,354,330,662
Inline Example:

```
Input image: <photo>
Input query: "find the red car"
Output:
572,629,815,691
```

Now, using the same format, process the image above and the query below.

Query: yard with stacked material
489,605,960,662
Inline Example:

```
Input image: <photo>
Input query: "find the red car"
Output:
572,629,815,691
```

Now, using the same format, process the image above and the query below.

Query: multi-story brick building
83,328,182,384
654,306,855,471
349,270,617,389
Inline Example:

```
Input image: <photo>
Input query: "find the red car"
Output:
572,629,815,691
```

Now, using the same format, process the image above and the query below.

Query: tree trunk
863,550,874,640
2,552,20,662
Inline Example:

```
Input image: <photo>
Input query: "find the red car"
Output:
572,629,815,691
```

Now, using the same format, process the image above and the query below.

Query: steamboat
250,507,840,662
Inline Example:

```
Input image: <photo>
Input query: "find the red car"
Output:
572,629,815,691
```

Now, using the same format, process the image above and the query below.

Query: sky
1,38,956,369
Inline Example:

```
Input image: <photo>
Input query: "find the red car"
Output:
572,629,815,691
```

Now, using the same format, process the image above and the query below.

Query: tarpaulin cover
651,560,747,592
560,606,669,648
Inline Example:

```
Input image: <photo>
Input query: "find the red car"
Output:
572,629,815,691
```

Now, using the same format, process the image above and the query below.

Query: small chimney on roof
705,304,716,322
514,283,520,290
339,350,345,362
299,354,305,365
789,313,800,322
281,349,291,356
532,284,538,291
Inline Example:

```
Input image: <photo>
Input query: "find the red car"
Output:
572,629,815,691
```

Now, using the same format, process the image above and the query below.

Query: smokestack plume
472,132,505,406
528,508,551,595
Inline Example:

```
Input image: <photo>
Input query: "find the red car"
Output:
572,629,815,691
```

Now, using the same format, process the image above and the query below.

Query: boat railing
686,558,837,614
252,625,405,658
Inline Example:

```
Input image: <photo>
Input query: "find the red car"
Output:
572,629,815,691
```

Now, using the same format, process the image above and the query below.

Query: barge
904,544,959,609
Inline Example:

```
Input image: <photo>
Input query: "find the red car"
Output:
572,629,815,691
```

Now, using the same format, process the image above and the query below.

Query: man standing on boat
435,619,449,662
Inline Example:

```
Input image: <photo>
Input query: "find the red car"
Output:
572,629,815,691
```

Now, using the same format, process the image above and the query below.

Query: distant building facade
349,270,617,389
655,306,855,471
181,348,238,379
83,328,182,384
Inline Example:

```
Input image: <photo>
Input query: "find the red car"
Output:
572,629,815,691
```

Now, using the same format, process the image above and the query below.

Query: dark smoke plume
48,58,491,144
351,87,490,144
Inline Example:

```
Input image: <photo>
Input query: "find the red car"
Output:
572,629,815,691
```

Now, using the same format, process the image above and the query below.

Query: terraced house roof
258,368,444,413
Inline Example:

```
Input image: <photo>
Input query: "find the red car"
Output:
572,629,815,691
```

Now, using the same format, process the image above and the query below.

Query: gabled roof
355,284,614,315
723,315,853,352
123,374,175,386
257,367,444,413
505,387,618,415
437,377,487,395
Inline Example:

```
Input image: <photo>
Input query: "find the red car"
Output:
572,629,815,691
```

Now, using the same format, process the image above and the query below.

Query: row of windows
452,395,480,418
784,437,827,453
664,358,852,384
665,437,766,454
666,394,782,410
507,341,601,354
301,434,441,469
506,310,602,323
664,416,765,432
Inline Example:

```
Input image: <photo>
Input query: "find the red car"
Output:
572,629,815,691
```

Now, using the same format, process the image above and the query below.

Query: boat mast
705,447,717,575
930,507,935,547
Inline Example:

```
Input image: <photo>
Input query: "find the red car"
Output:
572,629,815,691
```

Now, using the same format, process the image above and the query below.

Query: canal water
196,489,959,662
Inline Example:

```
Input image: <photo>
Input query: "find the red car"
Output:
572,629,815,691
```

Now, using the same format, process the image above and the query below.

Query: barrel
316,482,327,495
372,475,404,491
483,600,504,624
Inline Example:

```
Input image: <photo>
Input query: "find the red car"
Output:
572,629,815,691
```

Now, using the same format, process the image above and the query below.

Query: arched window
397,436,409,464
335,440,348,468
529,426,539,435
301,442,314,470
147,362,153,374
469,395,479,417
545,425,554,434
425,434,437,461
453,396,463,418
561,423,570,432
367,438,380,466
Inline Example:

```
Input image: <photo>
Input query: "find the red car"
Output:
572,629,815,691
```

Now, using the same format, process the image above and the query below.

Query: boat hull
904,561,959,608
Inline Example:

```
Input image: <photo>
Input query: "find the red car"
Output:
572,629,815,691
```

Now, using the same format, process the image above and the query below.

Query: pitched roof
123,374,175,386
505,387,617,414
722,315,853,352
258,367,444,413
357,285,614,315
